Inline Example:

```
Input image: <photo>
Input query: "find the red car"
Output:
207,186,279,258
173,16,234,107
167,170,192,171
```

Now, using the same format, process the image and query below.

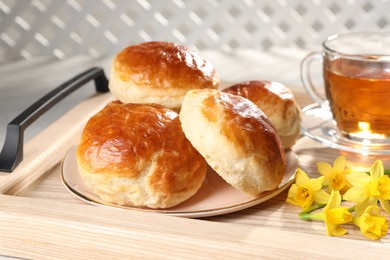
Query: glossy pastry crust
109,41,220,110
76,101,207,208
223,81,301,149
180,89,286,196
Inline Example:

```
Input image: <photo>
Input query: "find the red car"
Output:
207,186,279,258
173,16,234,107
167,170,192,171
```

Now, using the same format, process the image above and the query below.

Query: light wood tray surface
1,89,389,259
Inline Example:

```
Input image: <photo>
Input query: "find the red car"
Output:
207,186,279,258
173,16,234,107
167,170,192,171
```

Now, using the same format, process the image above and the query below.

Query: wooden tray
0,72,389,259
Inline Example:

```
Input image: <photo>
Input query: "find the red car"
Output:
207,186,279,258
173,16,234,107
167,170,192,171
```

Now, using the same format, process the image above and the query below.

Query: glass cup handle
300,52,328,108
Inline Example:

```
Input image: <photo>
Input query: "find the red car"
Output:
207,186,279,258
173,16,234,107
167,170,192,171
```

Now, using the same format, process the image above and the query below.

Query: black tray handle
0,67,109,173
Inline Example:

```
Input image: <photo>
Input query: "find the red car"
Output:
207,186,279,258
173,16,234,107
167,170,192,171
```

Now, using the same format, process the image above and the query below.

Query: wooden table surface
1,88,390,259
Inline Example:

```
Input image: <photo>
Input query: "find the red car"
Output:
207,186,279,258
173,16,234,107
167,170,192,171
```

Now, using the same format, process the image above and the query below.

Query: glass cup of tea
301,32,390,144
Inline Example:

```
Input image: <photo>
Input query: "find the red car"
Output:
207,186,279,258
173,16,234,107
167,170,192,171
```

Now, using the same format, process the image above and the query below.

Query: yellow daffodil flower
343,160,390,215
286,168,330,209
316,156,351,192
353,206,388,240
312,190,353,236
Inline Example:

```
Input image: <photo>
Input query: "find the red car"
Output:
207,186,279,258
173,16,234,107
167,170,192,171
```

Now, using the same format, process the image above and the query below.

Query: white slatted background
0,0,389,62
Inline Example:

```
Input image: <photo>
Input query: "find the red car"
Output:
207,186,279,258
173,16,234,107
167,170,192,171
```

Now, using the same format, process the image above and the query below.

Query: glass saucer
301,103,390,155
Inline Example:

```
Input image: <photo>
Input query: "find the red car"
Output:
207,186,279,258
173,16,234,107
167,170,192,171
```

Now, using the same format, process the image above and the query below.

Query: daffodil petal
326,224,347,237
316,162,333,177
378,175,390,200
286,184,297,201
333,156,346,172
309,176,325,191
327,190,342,208
295,168,310,186
379,199,390,214
286,184,301,207
325,223,335,236
322,177,330,187
313,189,330,204
343,186,368,203
364,232,382,240
370,160,384,180
334,226,348,236
355,198,377,216
346,172,370,187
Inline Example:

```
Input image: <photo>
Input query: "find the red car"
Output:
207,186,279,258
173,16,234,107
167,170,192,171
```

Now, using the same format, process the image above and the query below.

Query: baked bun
109,41,220,110
76,101,207,209
179,89,286,196
223,81,301,149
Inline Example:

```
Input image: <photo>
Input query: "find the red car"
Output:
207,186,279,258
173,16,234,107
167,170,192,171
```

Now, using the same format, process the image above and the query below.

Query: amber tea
301,32,390,143
324,58,390,140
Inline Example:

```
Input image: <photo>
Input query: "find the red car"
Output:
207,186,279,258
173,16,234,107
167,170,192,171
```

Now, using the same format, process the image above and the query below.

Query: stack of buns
76,41,301,209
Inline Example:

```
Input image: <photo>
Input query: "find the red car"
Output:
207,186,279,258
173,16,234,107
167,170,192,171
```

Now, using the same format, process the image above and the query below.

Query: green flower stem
298,203,326,221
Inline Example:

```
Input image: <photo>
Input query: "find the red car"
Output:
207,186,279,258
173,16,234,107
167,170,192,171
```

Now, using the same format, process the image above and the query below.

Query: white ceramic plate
301,103,390,155
61,146,298,218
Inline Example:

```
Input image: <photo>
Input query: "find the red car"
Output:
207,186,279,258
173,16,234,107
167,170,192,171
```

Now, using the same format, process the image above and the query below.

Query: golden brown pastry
76,101,207,209
223,80,301,149
109,41,220,110
179,89,286,196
